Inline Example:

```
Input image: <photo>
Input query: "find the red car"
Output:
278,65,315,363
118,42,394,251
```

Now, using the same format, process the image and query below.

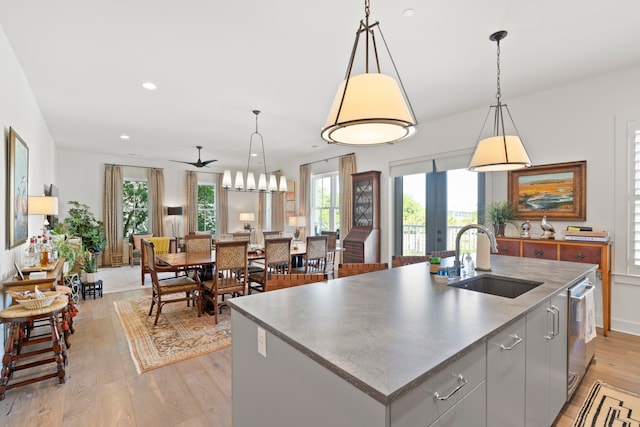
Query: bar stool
0,298,68,401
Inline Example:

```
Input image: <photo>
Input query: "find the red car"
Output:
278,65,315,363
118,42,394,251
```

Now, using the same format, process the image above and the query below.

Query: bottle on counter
39,238,51,267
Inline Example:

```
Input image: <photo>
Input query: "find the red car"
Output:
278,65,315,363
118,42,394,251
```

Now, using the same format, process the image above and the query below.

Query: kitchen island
228,255,596,427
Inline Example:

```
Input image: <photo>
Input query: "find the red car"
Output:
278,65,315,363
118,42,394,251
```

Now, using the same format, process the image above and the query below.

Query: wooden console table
496,237,612,336
2,258,65,296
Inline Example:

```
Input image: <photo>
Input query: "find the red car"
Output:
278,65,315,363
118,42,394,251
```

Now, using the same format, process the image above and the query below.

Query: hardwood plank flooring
1,266,638,426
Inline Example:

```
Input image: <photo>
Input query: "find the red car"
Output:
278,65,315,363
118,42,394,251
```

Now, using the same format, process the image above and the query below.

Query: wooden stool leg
48,313,67,383
0,323,20,401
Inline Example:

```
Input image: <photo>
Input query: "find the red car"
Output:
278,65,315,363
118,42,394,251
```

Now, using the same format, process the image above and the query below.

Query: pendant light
222,110,287,193
468,30,532,172
321,0,417,146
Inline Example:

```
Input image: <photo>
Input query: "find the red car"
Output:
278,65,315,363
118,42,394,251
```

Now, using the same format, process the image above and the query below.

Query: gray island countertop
228,255,596,405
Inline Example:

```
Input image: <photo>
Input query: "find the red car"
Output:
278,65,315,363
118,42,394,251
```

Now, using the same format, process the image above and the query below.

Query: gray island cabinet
228,256,595,427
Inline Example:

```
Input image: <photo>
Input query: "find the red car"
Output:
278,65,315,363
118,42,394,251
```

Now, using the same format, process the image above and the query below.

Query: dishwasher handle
570,284,595,302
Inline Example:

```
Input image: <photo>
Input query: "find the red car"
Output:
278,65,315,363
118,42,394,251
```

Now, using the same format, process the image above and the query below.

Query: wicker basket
111,254,123,267
16,293,59,310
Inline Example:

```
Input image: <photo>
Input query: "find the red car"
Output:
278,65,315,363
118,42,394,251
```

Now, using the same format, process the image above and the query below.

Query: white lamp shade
468,135,532,172
288,216,306,227
268,175,278,192
258,173,267,191
28,196,59,215
239,212,255,222
222,170,233,188
235,171,244,190
246,172,256,191
279,176,288,192
322,73,417,145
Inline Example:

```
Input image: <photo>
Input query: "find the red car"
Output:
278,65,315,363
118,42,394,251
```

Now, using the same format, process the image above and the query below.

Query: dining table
156,243,309,269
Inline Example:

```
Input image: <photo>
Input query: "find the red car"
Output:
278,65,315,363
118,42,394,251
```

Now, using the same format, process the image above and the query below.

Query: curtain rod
300,152,355,167
104,163,164,170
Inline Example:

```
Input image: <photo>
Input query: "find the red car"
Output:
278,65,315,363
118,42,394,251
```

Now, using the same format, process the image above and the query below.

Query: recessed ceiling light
402,8,415,17
120,134,130,140
142,81,157,90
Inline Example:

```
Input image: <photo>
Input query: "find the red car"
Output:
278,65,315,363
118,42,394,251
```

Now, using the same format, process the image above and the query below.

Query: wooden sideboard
2,258,65,297
496,237,612,336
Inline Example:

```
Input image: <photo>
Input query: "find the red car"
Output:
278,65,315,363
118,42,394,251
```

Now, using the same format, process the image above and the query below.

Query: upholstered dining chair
248,237,292,293
263,231,281,241
185,234,212,253
143,240,202,325
201,240,248,324
337,263,388,278
391,255,430,268
296,235,328,274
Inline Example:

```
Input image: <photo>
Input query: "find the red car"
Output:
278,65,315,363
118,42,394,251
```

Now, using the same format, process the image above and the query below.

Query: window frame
122,177,150,237
310,171,340,235
197,182,216,234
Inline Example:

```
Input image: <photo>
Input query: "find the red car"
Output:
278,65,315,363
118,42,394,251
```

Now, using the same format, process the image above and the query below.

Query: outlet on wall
257,326,266,357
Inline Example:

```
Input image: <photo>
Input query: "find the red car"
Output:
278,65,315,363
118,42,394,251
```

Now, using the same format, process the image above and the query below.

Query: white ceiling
2,0,640,172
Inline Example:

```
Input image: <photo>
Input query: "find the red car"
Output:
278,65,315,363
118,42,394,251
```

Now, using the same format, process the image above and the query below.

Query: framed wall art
508,160,586,221
7,127,29,248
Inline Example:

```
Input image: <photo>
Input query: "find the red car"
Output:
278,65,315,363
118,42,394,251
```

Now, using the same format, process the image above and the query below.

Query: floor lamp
167,206,183,238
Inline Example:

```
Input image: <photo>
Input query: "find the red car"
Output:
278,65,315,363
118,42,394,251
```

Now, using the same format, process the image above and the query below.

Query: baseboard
611,318,640,336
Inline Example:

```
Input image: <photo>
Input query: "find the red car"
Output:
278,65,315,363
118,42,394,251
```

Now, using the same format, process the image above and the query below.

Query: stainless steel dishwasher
567,275,596,399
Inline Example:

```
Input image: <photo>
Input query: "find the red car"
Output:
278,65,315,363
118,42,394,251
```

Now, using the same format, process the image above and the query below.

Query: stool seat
0,298,68,400
81,280,103,300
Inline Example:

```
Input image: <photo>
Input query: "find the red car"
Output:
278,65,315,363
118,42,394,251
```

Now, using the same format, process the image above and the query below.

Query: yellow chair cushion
148,237,171,254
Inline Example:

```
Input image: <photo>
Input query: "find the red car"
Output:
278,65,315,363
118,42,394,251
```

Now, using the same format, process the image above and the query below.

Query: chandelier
468,30,532,172
321,0,417,146
222,110,287,193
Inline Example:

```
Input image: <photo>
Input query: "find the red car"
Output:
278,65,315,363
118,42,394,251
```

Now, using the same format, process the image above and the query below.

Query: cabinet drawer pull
534,249,544,256
433,374,467,401
574,253,586,260
500,334,522,351
499,246,510,254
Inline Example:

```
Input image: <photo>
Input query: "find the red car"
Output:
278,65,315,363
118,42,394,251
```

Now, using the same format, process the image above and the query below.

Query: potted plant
62,201,106,255
487,201,517,237
50,233,82,271
79,251,98,283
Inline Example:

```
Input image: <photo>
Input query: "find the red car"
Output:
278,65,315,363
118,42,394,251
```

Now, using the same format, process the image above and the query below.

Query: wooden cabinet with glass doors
343,171,380,263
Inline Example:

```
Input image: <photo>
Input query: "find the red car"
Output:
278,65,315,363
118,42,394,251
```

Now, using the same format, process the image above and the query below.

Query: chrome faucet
454,224,498,276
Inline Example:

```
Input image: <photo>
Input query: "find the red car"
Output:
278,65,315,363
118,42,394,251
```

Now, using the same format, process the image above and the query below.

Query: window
392,155,484,256
311,172,340,235
631,126,640,274
197,183,216,233
123,179,149,237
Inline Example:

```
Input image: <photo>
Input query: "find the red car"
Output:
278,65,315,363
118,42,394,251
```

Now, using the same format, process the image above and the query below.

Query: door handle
500,334,522,351
434,374,468,401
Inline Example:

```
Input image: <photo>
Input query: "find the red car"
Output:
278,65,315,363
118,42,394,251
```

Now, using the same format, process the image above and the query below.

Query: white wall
0,27,56,307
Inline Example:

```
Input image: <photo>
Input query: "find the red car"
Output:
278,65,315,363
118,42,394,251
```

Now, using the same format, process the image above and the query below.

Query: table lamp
239,212,255,231
167,206,183,238
288,216,306,240
28,196,59,235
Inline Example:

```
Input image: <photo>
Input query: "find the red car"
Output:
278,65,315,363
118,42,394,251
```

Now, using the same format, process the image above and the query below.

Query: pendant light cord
495,38,502,103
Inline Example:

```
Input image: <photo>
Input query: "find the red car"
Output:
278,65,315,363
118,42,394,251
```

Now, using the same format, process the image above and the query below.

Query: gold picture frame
7,127,29,248
508,161,586,221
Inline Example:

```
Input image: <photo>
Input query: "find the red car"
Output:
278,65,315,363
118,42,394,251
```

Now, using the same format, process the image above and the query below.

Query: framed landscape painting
508,161,586,221
7,127,29,248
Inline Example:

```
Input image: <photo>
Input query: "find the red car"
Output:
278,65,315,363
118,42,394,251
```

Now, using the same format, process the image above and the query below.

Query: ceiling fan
170,145,217,168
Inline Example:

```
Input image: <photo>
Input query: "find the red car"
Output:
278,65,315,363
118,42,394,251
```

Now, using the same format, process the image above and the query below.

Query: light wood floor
1,266,638,426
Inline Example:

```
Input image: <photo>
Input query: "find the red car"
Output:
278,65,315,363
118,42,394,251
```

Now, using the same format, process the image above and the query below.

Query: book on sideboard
563,235,610,242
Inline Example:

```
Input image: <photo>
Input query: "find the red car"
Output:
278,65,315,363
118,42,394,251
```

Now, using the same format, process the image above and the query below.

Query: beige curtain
216,173,229,234
256,192,267,245
103,165,123,266
271,170,285,231
147,168,166,236
186,171,198,234
339,153,357,238
299,163,311,240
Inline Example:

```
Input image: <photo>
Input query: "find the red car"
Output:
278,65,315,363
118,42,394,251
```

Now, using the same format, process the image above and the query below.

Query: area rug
114,296,231,374
573,380,640,426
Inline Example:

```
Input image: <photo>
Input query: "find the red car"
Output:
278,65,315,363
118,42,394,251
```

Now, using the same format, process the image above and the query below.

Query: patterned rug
114,296,231,374
573,380,640,426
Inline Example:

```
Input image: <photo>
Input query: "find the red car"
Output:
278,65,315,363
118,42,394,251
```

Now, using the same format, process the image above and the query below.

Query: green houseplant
61,201,106,254
50,233,82,271
487,201,517,236
79,250,98,282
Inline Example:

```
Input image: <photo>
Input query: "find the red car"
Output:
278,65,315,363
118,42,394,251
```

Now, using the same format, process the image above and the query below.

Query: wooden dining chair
248,237,292,293
232,232,251,242
337,263,388,278
201,240,248,324
185,234,212,253
143,240,202,325
263,231,282,241
391,255,430,268
266,273,327,291
321,231,338,277
297,235,328,274
429,250,456,258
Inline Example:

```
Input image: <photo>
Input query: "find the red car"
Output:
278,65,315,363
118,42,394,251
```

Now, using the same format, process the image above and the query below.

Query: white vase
85,272,96,283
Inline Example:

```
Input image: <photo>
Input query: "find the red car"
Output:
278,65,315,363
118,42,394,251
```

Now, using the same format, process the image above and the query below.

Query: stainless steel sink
448,274,543,298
